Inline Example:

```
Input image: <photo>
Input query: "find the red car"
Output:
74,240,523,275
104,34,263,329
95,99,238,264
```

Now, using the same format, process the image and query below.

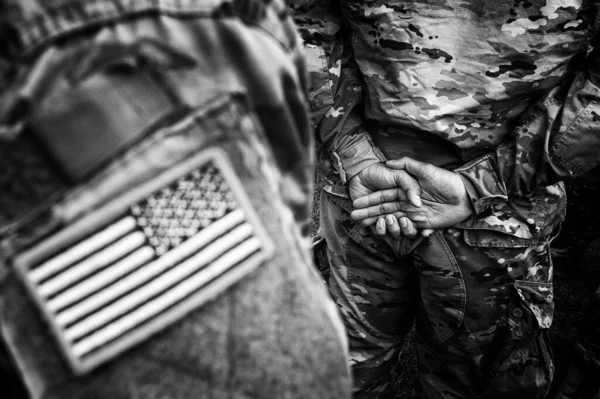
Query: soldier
0,0,352,398
292,1,600,398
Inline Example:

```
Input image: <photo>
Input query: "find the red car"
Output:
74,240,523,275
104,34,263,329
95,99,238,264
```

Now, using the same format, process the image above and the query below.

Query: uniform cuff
334,137,386,183
454,154,508,215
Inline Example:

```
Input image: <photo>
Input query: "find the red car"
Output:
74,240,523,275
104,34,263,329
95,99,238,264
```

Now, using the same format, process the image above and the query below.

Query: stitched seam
341,206,406,337
432,230,466,344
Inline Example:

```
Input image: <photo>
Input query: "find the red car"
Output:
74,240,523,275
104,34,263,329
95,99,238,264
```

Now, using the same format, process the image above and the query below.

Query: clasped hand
348,158,473,239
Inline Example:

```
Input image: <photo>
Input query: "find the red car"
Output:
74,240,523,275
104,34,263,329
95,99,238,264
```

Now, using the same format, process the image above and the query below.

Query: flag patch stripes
14,150,273,374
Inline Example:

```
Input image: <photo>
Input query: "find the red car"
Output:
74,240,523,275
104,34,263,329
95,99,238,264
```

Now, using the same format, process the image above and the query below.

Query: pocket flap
463,229,544,248
514,280,554,329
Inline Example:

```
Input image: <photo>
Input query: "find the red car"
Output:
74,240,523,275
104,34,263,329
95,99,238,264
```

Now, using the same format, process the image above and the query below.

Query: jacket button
511,307,523,319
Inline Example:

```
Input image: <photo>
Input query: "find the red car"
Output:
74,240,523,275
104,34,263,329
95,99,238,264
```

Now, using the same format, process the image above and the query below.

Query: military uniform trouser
0,6,351,398
320,186,557,399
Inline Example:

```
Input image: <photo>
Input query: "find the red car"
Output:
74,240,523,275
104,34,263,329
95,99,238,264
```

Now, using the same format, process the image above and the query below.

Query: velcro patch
13,149,273,375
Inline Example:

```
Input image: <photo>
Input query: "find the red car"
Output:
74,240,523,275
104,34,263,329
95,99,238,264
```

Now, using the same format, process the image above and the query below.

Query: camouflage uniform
292,1,600,397
0,0,352,398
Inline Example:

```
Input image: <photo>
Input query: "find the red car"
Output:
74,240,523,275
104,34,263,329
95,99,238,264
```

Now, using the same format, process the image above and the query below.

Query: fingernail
377,219,385,228
385,215,394,225
400,217,407,227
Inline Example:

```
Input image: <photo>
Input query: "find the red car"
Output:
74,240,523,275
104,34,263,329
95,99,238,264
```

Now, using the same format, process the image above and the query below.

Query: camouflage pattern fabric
320,184,556,398
291,0,600,240
293,0,600,178
288,1,600,397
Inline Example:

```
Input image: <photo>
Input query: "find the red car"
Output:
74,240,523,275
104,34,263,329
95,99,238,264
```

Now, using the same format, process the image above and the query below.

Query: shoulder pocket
28,40,196,182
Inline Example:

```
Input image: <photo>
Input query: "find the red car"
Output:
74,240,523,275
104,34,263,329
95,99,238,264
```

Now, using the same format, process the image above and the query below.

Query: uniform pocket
458,224,555,397
320,184,418,335
414,231,466,344
478,280,554,398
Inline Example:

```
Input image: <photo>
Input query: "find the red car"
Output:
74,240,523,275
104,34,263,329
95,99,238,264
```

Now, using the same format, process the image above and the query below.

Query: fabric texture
290,0,600,397
0,1,352,398
320,185,555,398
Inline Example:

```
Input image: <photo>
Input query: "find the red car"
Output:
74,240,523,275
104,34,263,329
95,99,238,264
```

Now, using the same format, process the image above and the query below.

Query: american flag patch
13,150,273,374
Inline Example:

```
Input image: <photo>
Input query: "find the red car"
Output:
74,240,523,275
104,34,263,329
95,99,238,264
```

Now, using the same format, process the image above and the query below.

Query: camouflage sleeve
291,0,385,184
455,47,600,215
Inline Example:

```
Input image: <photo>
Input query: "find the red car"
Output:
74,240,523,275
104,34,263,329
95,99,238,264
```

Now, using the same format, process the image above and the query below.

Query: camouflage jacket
292,0,600,243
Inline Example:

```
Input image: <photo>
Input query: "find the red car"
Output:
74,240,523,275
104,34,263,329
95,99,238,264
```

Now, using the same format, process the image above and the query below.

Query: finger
391,169,422,208
421,228,435,238
360,212,406,227
399,217,418,238
374,217,387,237
385,214,402,240
351,201,404,220
352,188,408,209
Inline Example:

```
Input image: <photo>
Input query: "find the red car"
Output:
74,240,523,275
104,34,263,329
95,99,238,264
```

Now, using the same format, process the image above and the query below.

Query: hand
348,163,430,238
351,157,473,230
348,162,422,206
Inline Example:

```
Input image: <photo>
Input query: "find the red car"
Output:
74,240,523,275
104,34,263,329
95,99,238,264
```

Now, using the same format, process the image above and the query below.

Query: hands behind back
350,158,474,237
348,162,426,239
